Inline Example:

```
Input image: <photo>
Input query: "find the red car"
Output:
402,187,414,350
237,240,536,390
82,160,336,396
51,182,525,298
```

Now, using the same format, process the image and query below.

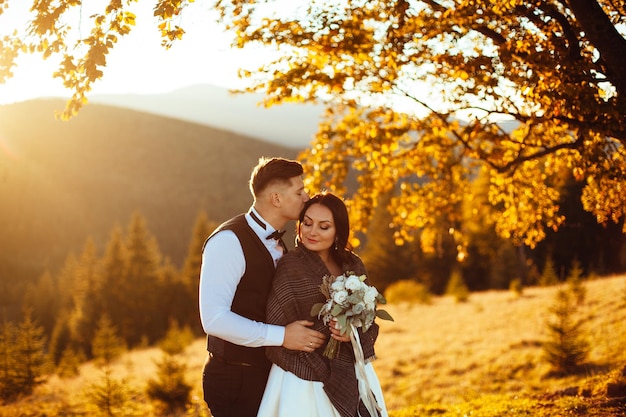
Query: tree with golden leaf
2,0,625,253
213,0,626,253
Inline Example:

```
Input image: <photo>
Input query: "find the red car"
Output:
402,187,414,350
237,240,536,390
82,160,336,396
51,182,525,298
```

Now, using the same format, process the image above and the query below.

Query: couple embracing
199,157,389,417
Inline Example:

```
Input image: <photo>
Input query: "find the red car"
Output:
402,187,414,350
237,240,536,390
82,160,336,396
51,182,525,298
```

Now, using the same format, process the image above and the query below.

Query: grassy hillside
375,275,626,415
3,275,625,416
0,99,299,284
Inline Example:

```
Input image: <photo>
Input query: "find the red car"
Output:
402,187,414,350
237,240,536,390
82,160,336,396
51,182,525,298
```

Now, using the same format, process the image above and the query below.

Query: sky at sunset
0,2,272,105
0,1,452,124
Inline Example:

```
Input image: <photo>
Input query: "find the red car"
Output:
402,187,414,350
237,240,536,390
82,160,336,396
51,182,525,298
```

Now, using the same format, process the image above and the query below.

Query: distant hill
89,84,325,148
0,99,300,283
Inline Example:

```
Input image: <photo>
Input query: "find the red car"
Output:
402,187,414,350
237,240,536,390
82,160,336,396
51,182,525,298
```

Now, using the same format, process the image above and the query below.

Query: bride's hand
329,319,350,342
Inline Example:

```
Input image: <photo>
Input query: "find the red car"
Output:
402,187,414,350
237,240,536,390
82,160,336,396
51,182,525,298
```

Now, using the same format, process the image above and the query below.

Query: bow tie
266,230,286,240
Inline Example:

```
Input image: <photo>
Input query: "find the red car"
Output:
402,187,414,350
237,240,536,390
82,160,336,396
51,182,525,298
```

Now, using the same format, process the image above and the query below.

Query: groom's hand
283,320,326,352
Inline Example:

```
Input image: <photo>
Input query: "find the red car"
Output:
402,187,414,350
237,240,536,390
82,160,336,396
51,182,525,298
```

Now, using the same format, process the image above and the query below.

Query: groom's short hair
249,157,303,197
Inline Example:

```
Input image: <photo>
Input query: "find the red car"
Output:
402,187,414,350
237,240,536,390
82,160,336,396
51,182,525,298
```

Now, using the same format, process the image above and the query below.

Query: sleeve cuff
265,324,285,347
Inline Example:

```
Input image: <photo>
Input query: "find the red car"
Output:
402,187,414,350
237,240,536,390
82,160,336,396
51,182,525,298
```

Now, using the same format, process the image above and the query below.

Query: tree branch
566,0,626,95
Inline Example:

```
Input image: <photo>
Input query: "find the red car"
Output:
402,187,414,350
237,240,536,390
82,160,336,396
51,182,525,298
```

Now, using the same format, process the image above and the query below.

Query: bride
257,192,389,417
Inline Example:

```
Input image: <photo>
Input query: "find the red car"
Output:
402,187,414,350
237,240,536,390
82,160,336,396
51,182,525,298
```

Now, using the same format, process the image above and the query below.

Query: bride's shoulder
276,249,305,268
346,251,366,271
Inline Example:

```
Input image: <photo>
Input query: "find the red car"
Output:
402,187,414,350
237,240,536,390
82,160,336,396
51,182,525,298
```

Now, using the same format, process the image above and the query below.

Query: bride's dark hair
298,191,351,265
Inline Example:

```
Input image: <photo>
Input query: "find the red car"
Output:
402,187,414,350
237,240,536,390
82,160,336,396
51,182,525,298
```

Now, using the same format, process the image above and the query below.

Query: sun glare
0,1,263,106
0,56,68,105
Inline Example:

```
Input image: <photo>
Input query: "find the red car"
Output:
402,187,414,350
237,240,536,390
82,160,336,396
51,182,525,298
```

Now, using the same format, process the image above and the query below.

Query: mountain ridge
0,98,301,283
89,83,325,148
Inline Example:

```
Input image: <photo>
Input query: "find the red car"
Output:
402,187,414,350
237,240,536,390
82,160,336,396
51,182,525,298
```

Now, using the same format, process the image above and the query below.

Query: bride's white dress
257,361,389,417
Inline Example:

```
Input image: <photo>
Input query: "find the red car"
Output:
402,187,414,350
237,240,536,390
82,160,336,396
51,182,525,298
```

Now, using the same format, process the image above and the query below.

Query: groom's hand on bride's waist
283,320,326,352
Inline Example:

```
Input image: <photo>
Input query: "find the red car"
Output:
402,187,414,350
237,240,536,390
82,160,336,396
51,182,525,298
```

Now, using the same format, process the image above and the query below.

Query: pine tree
0,319,18,401
567,258,586,305
3,311,51,399
91,315,126,366
123,212,163,346
146,355,192,415
63,238,105,358
72,239,102,328
55,252,80,313
179,211,215,332
56,346,84,378
22,271,58,336
180,211,213,286
543,288,589,374
146,323,193,414
154,259,187,335
488,243,522,290
540,255,559,286
158,321,195,356
84,370,137,417
98,226,130,348
53,251,80,355
49,311,73,366
84,315,136,416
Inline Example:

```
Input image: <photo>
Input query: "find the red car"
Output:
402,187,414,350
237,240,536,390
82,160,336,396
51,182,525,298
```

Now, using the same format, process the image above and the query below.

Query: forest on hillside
0,98,298,296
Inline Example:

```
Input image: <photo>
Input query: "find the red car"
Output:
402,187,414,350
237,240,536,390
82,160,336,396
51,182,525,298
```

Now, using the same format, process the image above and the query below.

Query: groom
199,157,327,417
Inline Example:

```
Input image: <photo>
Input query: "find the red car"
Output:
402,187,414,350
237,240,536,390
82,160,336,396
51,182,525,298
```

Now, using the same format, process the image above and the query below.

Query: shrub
446,269,469,303
542,288,589,374
509,278,523,298
146,355,192,414
384,280,432,304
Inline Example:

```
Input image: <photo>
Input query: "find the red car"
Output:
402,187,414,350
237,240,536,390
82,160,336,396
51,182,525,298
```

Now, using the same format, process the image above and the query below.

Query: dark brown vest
203,214,275,367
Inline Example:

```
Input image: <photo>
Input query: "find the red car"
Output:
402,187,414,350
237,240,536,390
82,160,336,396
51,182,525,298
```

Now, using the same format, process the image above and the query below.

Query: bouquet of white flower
310,272,393,359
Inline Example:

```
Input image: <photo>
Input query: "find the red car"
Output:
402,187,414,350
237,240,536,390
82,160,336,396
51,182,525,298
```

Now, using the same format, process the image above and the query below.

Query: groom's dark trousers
202,353,271,417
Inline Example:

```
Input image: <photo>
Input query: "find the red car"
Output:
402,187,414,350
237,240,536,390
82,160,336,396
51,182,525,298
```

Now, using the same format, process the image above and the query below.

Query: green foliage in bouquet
311,272,394,358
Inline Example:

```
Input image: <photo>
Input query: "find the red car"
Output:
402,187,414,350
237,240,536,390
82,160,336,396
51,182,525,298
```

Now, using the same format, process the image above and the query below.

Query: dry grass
373,274,626,415
2,275,626,416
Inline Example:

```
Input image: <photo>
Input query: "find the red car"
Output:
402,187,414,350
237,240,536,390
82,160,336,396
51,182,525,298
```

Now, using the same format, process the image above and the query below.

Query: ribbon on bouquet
349,323,381,417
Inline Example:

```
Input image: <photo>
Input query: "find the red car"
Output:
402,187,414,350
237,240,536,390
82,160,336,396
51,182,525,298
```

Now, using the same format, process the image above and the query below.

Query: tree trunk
567,0,626,95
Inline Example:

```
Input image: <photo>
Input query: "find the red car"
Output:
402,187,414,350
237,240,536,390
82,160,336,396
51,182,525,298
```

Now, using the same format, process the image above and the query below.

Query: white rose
364,286,378,305
363,287,378,303
333,290,348,305
351,302,365,315
345,276,361,291
331,280,345,291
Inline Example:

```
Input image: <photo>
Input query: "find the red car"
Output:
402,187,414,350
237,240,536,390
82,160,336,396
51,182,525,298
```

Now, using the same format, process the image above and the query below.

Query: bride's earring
334,239,338,250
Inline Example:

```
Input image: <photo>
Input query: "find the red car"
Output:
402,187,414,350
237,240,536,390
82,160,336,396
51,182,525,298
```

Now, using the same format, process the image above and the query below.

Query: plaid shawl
265,245,380,417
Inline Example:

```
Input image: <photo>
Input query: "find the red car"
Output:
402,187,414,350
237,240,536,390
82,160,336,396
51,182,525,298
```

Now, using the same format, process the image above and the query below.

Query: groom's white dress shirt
199,207,285,347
